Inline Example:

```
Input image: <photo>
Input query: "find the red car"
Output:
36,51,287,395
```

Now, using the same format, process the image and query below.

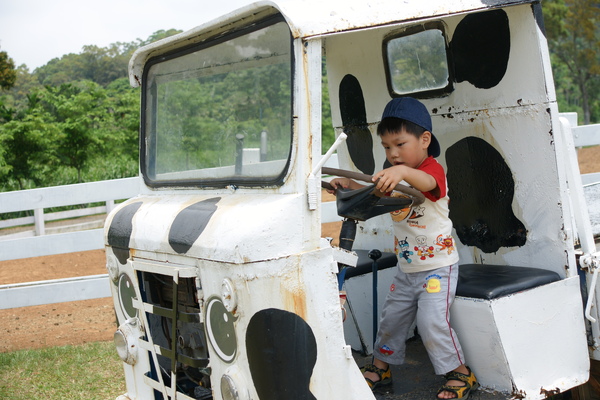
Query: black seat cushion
457,264,561,300
344,250,398,279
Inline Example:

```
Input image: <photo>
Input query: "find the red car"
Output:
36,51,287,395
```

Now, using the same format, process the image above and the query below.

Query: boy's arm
372,165,439,197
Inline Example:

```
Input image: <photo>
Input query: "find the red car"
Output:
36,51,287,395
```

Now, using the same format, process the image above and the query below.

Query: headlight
220,366,250,400
114,318,141,365
221,278,237,313
221,374,240,400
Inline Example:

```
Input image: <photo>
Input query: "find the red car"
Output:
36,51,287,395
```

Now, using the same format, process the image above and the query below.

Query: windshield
141,18,293,187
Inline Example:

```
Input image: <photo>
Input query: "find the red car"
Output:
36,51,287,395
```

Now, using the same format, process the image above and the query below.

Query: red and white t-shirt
390,156,459,273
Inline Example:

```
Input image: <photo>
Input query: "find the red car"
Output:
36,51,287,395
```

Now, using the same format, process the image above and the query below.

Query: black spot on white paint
168,198,220,254
339,74,375,175
246,308,317,400
532,3,546,38
107,202,143,264
451,9,510,89
446,137,527,253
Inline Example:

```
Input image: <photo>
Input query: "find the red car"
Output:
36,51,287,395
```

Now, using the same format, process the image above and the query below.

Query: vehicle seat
450,264,587,394
456,264,560,299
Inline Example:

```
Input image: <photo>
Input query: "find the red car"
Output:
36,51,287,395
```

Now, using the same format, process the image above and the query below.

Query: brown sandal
361,363,392,390
436,366,479,399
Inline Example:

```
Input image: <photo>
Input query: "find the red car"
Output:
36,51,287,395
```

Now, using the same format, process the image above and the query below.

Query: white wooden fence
0,177,141,261
1,115,599,309
0,178,140,309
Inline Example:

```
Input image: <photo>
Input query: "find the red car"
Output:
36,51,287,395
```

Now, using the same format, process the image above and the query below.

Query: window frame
383,21,454,99
140,14,294,189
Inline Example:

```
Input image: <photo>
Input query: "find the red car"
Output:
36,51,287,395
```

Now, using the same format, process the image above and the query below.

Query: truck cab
104,1,599,399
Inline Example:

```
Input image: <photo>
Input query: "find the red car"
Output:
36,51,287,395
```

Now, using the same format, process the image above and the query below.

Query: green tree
543,0,600,123
0,92,55,190
95,77,139,178
0,114,53,190
40,81,108,183
0,30,191,190
322,57,334,153
34,30,182,88
0,65,43,110
139,29,182,46
0,49,17,90
0,102,13,181
1,78,140,189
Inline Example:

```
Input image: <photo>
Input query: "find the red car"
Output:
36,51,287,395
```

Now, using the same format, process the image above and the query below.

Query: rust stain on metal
282,272,307,319
540,387,561,397
289,287,307,319
302,39,313,164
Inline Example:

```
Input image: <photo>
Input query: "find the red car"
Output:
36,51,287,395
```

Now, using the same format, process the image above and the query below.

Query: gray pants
372,263,464,375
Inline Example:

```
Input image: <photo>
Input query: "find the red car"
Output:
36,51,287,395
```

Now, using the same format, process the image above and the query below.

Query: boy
328,97,478,400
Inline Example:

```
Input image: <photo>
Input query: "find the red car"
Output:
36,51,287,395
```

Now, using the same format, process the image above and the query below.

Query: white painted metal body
451,277,589,398
105,0,598,399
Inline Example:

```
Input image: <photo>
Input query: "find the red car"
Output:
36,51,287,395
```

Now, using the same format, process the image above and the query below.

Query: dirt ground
578,146,600,176
0,250,118,352
1,147,599,353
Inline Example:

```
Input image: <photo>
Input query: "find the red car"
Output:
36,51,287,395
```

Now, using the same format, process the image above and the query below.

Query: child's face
380,129,431,169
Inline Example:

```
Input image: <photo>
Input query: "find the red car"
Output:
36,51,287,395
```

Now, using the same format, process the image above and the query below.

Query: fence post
34,208,45,236
106,199,115,215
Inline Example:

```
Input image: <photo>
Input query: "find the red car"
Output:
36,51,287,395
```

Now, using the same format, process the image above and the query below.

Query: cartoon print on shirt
408,205,425,219
389,192,412,222
390,207,411,222
435,234,456,255
395,236,413,263
414,235,435,260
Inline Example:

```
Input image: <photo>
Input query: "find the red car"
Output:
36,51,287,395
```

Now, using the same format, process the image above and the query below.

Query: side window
384,24,451,97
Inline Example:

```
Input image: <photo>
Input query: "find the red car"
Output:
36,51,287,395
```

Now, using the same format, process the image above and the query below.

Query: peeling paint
539,387,560,397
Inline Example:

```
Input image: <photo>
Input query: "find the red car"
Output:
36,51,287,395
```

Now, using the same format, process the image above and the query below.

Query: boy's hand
372,165,405,193
373,165,438,195
326,177,362,194
326,177,350,194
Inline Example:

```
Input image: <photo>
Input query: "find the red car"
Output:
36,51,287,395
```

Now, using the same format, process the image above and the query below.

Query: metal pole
260,130,267,162
235,133,245,175
369,249,382,346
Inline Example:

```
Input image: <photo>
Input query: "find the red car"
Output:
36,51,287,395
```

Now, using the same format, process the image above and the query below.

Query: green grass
0,341,126,400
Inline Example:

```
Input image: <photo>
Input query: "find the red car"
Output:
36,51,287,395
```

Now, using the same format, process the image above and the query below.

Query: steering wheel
321,167,425,222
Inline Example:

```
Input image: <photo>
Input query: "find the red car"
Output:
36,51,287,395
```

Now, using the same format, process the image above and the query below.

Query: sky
0,0,252,70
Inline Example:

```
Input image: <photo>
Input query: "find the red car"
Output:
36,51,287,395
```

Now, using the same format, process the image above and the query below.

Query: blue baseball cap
380,97,440,158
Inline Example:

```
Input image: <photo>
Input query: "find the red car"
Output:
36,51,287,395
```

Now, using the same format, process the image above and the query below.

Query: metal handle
585,255,600,322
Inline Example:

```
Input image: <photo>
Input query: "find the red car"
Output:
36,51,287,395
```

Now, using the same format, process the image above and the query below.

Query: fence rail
0,205,108,236
0,177,140,261
0,178,142,310
0,274,111,309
